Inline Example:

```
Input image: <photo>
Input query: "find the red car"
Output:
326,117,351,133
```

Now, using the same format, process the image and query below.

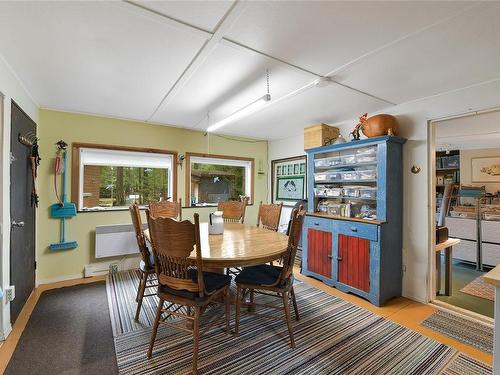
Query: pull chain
266,69,270,95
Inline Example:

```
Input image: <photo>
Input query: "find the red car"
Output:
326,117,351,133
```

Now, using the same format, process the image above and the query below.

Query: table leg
436,251,441,295
445,246,452,296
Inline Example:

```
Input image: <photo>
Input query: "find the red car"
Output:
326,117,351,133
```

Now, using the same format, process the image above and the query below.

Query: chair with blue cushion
234,207,305,348
146,212,231,374
129,204,157,322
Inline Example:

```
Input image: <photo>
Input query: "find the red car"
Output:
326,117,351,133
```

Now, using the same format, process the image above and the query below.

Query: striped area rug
421,309,493,354
460,276,495,301
443,354,492,374
106,269,162,336
108,270,456,374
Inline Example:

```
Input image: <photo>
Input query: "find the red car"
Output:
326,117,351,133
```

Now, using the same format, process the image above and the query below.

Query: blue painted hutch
301,136,406,306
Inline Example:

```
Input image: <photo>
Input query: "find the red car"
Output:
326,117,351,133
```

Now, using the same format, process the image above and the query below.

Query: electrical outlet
109,263,119,274
5,286,15,302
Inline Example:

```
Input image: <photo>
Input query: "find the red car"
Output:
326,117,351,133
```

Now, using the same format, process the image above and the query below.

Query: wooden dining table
143,222,290,269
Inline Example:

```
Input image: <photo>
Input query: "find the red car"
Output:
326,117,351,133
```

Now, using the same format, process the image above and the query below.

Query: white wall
269,79,500,303
268,134,308,229
460,147,500,194
0,55,38,339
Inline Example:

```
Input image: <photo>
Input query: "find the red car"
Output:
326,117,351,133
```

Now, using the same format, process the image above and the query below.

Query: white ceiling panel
0,1,208,121
225,1,474,76
205,83,390,140
335,2,500,104
136,0,234,32
436,109,500,150
150,42,313,128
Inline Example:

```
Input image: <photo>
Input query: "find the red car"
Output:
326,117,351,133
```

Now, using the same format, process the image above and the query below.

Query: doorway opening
429,108,500,319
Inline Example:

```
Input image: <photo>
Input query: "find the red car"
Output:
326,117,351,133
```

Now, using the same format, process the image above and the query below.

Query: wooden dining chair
218,196,248,223
146,212,231,374
129,204,157,322
219,196,249,276
149,198,182,220
234,207,305,348
256,201,283,232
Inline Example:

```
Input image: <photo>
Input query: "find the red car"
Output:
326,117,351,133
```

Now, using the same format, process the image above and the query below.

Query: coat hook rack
18,132,37,147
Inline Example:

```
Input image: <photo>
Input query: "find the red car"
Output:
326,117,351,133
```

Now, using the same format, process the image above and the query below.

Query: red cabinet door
307,229,332,278
338,234,370,292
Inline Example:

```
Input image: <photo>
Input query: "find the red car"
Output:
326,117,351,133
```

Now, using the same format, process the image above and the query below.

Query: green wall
37,109,268,282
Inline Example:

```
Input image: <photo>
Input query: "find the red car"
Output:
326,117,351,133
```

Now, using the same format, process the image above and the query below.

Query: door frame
427,106,500,323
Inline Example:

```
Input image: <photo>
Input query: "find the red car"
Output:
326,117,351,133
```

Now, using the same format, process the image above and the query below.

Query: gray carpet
5,281,118,375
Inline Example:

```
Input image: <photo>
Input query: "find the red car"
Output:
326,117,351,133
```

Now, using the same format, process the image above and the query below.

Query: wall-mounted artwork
271,156,307,205
276,176,305,201
472,156,500,182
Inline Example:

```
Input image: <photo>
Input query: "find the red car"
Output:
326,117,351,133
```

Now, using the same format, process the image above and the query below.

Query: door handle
327,254,333,260
11,220,24,228
337,256,343,261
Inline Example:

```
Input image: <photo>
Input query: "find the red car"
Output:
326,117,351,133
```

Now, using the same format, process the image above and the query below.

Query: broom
49,140,78,251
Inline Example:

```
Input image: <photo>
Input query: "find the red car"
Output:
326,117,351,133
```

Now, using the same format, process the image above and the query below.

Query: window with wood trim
185,153,254,207
72,144,177,211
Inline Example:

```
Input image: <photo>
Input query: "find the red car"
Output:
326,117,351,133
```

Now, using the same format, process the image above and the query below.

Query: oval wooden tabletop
144,223,289,268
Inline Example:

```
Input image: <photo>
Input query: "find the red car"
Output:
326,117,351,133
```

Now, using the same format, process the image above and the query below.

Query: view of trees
94,166,168,207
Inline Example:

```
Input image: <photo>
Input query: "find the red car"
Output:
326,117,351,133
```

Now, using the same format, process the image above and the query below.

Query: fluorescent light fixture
207,93,271,133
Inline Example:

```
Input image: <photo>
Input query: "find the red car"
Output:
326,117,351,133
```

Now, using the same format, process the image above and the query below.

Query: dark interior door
10,101,36,323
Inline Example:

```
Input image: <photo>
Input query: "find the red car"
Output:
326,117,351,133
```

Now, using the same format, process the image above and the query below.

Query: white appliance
208,211,224,235
95,223,145,258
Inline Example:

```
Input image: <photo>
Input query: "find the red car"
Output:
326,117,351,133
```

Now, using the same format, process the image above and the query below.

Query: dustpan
49,141,78,251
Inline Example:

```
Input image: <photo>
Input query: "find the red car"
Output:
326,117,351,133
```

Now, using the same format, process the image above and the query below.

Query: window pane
82,165,169,209
190,162,245,205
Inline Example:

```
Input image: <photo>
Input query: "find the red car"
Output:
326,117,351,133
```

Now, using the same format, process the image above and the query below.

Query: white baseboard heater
95,223,146,258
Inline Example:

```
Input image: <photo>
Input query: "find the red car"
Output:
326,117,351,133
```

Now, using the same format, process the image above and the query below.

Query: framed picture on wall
472,156,500,182
276,176,305,201
271,155,307,205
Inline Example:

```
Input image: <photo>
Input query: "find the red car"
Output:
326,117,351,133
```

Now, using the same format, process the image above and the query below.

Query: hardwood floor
0,270,492,373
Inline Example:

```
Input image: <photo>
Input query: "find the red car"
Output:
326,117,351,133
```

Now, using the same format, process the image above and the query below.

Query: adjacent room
0,1,499,374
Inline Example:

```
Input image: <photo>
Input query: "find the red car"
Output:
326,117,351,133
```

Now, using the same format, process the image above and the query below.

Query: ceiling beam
145,1,247,121
123,0,396,122
221,38,396,106
121,1,211,38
